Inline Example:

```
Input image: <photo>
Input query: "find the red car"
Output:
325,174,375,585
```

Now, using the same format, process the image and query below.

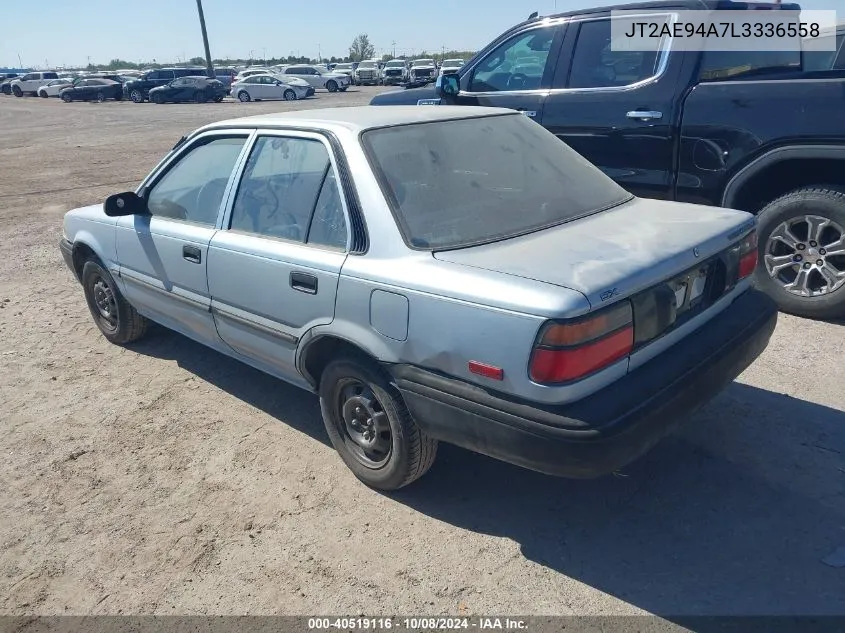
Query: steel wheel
91,276,118,332
334,379,392,469
764,214,845,298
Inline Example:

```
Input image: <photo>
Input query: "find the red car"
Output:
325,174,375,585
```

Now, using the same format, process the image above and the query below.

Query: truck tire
754,186,845,319
319,357,438,490
81,260,149,344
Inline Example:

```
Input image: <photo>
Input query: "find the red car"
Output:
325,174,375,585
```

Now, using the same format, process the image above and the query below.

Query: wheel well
71,243,100,279
300,336,380,387
731,157,845,212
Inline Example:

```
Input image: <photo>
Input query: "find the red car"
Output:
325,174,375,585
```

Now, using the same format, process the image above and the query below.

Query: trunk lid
433,197,755,309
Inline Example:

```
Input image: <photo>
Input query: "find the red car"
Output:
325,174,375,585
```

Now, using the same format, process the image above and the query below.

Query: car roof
199,105,517,135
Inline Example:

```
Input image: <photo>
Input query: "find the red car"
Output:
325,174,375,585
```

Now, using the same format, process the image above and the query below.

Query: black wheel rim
334,379,392,469
90,275,118,331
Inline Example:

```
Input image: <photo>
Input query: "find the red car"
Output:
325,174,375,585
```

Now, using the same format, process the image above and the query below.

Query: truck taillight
738,230,758,280
529,301,634,384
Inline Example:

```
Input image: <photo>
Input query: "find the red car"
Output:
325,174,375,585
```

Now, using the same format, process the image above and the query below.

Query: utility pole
195,0,215,78
392,41,396,58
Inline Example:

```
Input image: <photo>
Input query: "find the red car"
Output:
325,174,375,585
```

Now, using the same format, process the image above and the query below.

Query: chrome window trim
219,128,353,253
551,11,678,94
136,129,257,229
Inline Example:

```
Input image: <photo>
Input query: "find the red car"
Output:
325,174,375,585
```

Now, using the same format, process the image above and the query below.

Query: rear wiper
172,135,187,150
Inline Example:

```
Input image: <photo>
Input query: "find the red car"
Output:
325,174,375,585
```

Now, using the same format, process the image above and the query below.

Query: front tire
129,89,144,103
61,92,72,103
754,186,845,319
319,357,438,490
237,90,251,102
39,90,48,98
81,260,148,345
326,80,338,93
12,85,22,97
151,92,164,104
96,91,106,103
283,88,296,101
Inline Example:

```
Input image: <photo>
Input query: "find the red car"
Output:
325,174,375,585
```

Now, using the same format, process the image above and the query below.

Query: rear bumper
390,289,777,478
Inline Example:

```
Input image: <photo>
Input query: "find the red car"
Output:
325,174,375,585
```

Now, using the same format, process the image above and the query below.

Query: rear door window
565,16,669,88
159,70,175,81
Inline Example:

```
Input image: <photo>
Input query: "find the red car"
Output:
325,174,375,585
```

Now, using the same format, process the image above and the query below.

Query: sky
2,0,840,69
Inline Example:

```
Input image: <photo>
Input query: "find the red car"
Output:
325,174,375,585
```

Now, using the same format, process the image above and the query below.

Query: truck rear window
362,114,633,250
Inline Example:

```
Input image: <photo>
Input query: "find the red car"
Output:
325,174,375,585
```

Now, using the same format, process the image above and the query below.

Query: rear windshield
362,114,632,250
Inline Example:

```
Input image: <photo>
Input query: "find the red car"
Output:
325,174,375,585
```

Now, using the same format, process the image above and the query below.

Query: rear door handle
290,271,318,294
182,245,202,264
517,109,537,118
626,110,663,121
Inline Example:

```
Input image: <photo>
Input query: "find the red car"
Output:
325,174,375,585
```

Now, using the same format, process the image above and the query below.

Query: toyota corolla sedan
59,107,777,490
230,74,314,102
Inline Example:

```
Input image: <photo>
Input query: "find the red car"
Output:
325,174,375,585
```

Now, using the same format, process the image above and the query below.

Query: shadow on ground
133,326,845,618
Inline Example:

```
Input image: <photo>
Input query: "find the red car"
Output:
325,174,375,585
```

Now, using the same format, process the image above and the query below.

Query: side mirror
104,191,148,217
438,73,459,99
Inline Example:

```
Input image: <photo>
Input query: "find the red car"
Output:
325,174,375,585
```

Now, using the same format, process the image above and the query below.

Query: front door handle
182,245,202,264
517,108,537,118
626,110,663,121
290,271,318,295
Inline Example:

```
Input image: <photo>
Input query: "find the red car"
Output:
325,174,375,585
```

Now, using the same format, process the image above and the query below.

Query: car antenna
528,11,539,19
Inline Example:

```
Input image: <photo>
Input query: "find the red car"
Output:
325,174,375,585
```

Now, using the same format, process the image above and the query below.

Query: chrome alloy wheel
764,214,845,298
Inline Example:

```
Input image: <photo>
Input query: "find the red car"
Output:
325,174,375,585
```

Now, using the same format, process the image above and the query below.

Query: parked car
123,67,206,103
10,71,59,96
279,65,350,92
408,59,437,85
332,63,355,80
60,78,124,102
59,105,776,490
230,74,314,101
38,78,74,98
214,67,237,87
382,60,409,85
148,76,228,103
439,58,465,76
234,68,273,83
372,1,845,319
0,76,20,95
354,60,383,86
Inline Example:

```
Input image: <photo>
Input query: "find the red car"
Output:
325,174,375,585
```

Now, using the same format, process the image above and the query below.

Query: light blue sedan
60,106,776,489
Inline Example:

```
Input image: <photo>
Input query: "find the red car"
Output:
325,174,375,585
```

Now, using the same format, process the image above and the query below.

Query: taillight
529,301,634,384
738,230,758,280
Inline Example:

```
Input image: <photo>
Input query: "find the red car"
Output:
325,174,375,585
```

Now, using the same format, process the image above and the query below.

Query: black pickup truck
371,0,845,319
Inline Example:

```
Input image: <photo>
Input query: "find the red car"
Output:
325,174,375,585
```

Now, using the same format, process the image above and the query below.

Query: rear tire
237,90,251,102
754,185,845,319
283,89,296,101
81,260,149,345
319,357,438,490
326,80,338,93
151,92,164,104
96,91,105,103
214,95,224,102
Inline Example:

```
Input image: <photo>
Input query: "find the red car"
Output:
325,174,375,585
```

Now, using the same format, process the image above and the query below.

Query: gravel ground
0,89,843,618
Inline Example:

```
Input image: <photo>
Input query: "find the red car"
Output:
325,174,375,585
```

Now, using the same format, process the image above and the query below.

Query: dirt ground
0,89,844,618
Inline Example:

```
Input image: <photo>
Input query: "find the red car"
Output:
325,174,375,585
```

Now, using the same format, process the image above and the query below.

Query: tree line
82,35,476,72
